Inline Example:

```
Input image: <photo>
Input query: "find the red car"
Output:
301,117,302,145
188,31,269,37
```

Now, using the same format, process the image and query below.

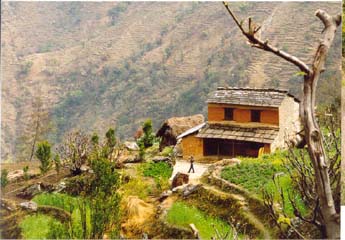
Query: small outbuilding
156,114,205,151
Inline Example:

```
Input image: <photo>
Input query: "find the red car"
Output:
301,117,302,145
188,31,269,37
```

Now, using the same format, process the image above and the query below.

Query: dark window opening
224,108,234,120
251,110,261,122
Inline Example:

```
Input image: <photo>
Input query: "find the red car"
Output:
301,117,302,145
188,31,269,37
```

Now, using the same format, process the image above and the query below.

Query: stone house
177,87,301,161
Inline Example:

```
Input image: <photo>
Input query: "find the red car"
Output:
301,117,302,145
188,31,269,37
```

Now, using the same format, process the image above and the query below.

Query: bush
35,141,52,174
137,119,156,149
23,165,29,180
53,155,61,174
1,169,9,188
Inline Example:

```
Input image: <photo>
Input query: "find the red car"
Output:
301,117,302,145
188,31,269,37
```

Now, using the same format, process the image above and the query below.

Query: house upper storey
206,87,300,126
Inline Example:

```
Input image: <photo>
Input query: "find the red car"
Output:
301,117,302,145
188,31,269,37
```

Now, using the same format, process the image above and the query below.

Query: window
251,110,261,122
224,108,234,120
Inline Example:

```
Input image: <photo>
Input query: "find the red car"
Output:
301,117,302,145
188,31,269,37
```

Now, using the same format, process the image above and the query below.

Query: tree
17,95,53,162
57,130,91,175
137,119,156,148
1,169,9,188
35,141,52,174
53,154,61,174
222,2,341,238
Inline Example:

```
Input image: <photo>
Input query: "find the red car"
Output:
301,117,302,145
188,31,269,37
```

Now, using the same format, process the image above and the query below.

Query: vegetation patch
166,201,234,239
142,162,172,180
221,152,306,217
32,193,78,212
20,214,66,239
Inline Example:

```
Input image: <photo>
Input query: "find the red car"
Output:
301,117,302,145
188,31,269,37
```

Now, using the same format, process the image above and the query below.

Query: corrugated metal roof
177,123,206,139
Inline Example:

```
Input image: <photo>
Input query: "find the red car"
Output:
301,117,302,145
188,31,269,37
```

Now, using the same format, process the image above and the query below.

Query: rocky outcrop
16,182,55,199
171,172,189,189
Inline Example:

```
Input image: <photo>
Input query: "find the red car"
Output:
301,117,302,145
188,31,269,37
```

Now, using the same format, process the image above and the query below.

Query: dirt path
170,160,211,183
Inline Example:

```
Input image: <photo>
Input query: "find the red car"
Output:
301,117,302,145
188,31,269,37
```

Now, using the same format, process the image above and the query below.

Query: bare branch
222,1,311,74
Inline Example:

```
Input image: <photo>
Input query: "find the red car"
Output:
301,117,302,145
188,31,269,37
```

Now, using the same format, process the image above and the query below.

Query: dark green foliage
53,155,61,174
105,128,116,148
23,165,30,180
90,157,120,194
108,2,129,25
91,133,99,145
17,61,33,77
88,156,121,238
101,128,117,159
137,119,156,149
1,169,9,188
35,141,52,174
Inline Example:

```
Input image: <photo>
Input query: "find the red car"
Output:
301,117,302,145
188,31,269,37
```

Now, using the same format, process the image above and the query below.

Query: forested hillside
1,2,341,161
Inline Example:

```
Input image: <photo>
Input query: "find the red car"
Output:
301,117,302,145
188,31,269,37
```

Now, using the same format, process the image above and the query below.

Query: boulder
123,155,141,164
19,201,38,211
7,170,24,182
158,190,172,202
214,158,241,167
54,181,66,193
171,172,189,189
80,164,91,172
152,156,172,165
124,141,139,151
182,184,202,197
16,182,54,199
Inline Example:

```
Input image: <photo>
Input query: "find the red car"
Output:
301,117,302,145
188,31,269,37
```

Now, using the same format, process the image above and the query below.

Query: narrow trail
170,159,211,183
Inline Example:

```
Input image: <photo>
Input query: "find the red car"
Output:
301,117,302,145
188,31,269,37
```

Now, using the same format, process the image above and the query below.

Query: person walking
188,156,195,173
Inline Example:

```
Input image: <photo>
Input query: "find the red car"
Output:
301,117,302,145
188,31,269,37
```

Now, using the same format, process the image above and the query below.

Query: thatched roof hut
156,114,205,150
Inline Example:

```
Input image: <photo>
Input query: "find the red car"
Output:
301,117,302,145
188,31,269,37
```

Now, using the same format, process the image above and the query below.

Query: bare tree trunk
222,2,341,238
29,116,40,161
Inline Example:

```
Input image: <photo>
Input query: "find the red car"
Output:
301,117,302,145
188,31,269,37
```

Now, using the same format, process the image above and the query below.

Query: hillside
1,2,341,161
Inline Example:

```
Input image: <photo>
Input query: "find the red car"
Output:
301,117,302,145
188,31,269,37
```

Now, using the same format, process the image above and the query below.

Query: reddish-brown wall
208,105,224,121
208,103,279,125
234,109,251,122
261,110,279,125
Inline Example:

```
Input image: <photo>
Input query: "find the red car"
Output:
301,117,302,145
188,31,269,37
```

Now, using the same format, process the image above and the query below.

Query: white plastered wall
271,96,302,151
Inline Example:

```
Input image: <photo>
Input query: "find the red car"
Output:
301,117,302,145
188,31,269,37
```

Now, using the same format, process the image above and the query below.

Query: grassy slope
166,201,235,239
20,214,65,239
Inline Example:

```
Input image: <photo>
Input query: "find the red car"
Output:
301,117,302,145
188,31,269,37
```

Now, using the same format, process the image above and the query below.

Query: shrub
137,119,156,149
35,141,52,174
53,154,61,174
23,165,29,180
1,169,9,188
